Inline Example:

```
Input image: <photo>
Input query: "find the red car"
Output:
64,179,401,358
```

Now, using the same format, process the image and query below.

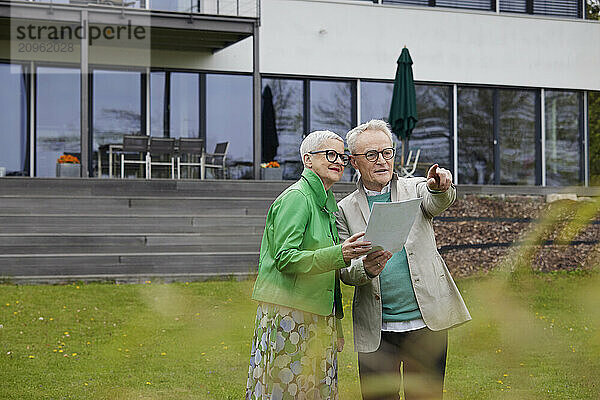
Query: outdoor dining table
98,142,207,179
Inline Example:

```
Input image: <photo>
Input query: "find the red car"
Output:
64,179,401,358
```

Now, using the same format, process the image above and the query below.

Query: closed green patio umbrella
388,47,418,166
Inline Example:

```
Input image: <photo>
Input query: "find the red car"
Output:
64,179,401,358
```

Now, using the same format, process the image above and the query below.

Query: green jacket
252,168,347,319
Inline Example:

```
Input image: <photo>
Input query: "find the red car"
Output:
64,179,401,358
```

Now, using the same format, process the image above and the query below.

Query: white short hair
346,120,394,154
299,130,344,163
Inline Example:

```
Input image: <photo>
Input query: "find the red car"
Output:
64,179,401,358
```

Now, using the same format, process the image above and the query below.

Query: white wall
259,0,600,90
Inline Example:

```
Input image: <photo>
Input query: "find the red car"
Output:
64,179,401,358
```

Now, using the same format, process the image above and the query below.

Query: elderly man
336,120,471,400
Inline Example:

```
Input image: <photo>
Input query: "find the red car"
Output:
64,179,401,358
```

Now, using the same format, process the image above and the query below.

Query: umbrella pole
401,139,405,167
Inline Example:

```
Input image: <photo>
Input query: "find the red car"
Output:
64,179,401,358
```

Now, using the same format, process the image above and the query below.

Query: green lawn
0,271,598,399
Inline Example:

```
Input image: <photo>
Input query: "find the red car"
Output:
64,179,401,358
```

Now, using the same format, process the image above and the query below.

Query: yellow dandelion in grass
5,303,10,306
503,374,508,377
49,318,53,321
223,346,228,350
72,353,77,356
59,350,64,353
53,349,57,353
86,341,91,345
28,355,35,359
15,301,19,304
13,312,18,315
64,332,69,335
496,380,503,384
84,383,88,386
201,352,206,355
495,349,502,353
76,286,80,289
161,352,166,356
146,381,152,385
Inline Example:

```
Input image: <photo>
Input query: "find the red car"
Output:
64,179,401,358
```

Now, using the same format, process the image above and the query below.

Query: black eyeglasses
352,147,396,162
308,150,351,166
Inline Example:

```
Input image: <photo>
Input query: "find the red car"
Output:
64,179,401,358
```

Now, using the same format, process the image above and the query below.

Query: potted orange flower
56,154,81,178
260,160,282,180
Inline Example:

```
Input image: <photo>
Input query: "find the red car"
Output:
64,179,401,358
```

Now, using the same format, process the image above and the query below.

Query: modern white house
1,0,599,186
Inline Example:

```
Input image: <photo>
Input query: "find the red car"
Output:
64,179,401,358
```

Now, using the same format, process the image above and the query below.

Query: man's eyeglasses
308,150,351,166
352,148,396,163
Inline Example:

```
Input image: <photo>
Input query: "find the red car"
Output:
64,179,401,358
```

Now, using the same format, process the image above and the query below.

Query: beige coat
336,173,471,353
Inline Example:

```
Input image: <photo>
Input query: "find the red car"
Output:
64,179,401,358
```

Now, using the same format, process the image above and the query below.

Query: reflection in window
310,80,354,181
587,0,600,19
36,67,81,178
458,87,494,184
206,74,253,179
170,72,200,139
262,78,304,180
150,71,165,137
590,92,600,185
361,81,452,177
545,90,581,186
411,85,452,177
92,69,142,177
0,64,28,176
310,80,353,137
360,81,393,123
499,89,536,185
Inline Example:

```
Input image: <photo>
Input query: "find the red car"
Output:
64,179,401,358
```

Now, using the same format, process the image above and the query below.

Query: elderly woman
247,130,372,400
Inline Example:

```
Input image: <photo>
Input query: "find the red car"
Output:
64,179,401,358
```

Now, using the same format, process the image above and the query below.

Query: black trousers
358,328,448,400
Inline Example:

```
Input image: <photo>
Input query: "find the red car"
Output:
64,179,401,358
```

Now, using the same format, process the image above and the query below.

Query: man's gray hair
346,119,395,154
299,130,344,162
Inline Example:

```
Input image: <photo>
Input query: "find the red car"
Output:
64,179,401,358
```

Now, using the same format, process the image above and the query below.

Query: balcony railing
15,0,260,19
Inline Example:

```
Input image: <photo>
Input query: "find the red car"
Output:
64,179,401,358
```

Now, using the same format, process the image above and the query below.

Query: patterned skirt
246,302,339,400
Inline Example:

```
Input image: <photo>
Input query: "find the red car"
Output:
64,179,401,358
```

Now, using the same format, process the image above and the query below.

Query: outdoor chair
120,135,149,179
147,137,176,179
176,138,204,179
204,142,229,179
399,148,421,178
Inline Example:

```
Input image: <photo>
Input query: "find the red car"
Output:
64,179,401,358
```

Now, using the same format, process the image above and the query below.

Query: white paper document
364,197,423,254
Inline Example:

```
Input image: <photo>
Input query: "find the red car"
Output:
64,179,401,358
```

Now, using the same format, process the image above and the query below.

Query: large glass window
590,92,600,185
150,71,166,137
92,69,143,177
360,81,393,123
361,81,452,177
310,80,354,181
261,78,304,180
587,0,600,18
36,67,81,178
411,85,453,177
545,90,582,186
0,63,28,177
170,72,200,139
310,80,353,137
458,87,494,184
499,89,537,185
206,74,253,179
